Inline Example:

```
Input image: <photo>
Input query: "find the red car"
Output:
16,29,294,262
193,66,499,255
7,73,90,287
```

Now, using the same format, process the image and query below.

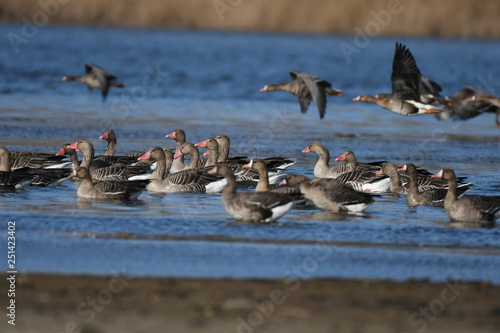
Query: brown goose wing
292,71,329,119
391,42,421,101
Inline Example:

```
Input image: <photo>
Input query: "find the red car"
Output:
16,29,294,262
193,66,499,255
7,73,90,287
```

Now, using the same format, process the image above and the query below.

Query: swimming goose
165,129,187,174
0,146,70,187
61,63,125,102
0,146,35,188
195,138,285,185
302,142,389,192
242,159,304,202
279,174,375,213
8,150,67,170
353,42,440,116
194,138,221,167
376,163,473,194
138,147,225,194
260,70,342,119
173,142,206,170
55,144,80,171
214,134,294,170
208,164,293,223
303,142,383,175
432,169,500,223
399,164,470,208
69,167,146,200
67,139,149,181
99,130,143,159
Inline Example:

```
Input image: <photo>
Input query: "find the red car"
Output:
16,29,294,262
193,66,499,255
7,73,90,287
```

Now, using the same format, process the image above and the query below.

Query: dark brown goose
279,174,375,213
208,164,293,223
399,164,470,208
0,146,70,187
435,87,500,126
374,74,444,105
69,167,146,200
68,139,148,181
0,146,35,188
353,42,440,116
432,169,500,223
260,70,342,119
138,147,225,194
61,63,125,102
165,129,187,173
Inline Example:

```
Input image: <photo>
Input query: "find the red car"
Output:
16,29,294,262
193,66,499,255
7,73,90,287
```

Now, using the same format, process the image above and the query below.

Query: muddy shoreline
1,273,499,333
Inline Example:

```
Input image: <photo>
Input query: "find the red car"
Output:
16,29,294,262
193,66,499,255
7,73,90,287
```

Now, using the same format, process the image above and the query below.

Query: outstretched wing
391,42,421,101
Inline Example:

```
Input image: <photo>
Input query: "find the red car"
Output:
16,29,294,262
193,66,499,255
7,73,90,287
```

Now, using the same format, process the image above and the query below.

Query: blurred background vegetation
0,0,499,38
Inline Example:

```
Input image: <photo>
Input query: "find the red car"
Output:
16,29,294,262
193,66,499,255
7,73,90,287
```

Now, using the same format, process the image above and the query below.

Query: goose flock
2,42,499,225
1,125,499,225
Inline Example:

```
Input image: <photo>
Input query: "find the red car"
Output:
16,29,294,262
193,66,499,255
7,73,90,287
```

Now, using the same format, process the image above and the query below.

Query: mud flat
1,273,499,333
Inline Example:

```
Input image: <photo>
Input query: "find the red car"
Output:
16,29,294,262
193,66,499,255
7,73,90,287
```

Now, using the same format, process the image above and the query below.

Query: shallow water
0,24,499,283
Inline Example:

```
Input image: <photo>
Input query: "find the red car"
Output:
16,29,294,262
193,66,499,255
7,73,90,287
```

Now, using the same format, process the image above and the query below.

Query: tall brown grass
1,0,499,38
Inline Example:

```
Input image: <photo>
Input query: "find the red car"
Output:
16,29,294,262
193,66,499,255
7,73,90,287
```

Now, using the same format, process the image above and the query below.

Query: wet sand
2,273,499,333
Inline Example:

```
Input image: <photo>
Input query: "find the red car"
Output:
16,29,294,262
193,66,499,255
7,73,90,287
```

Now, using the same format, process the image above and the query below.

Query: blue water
0,24,499,283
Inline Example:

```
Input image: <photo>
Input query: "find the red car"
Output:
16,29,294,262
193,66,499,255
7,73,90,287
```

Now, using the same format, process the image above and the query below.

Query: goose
242,159,304,202
302,142,381,178
0,146,35,188
214,134,294,170
69,167,146,200
375,74,445,105
61,63,125,102
55,144,80,171
208,164,293,223
194,138,221,167
99,130,143,159
376,163,473,194
399,164,470,208
353,42,440,116
165,129,187,174
435,86,500,125
302,142,389,192
432,169,500,223
470,95,500,127
67,139,149,181
138,147,225,194
279,174,375,213
173,142,206,170
0,146,69,187
8,150,68,170
260,70,342,119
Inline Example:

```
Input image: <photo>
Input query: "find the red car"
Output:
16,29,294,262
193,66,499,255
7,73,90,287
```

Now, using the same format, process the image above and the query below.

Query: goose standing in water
260,70,342,119
61,63,125,102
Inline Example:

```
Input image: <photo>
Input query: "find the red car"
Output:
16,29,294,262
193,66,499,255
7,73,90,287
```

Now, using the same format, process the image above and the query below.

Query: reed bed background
0,0,498,38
